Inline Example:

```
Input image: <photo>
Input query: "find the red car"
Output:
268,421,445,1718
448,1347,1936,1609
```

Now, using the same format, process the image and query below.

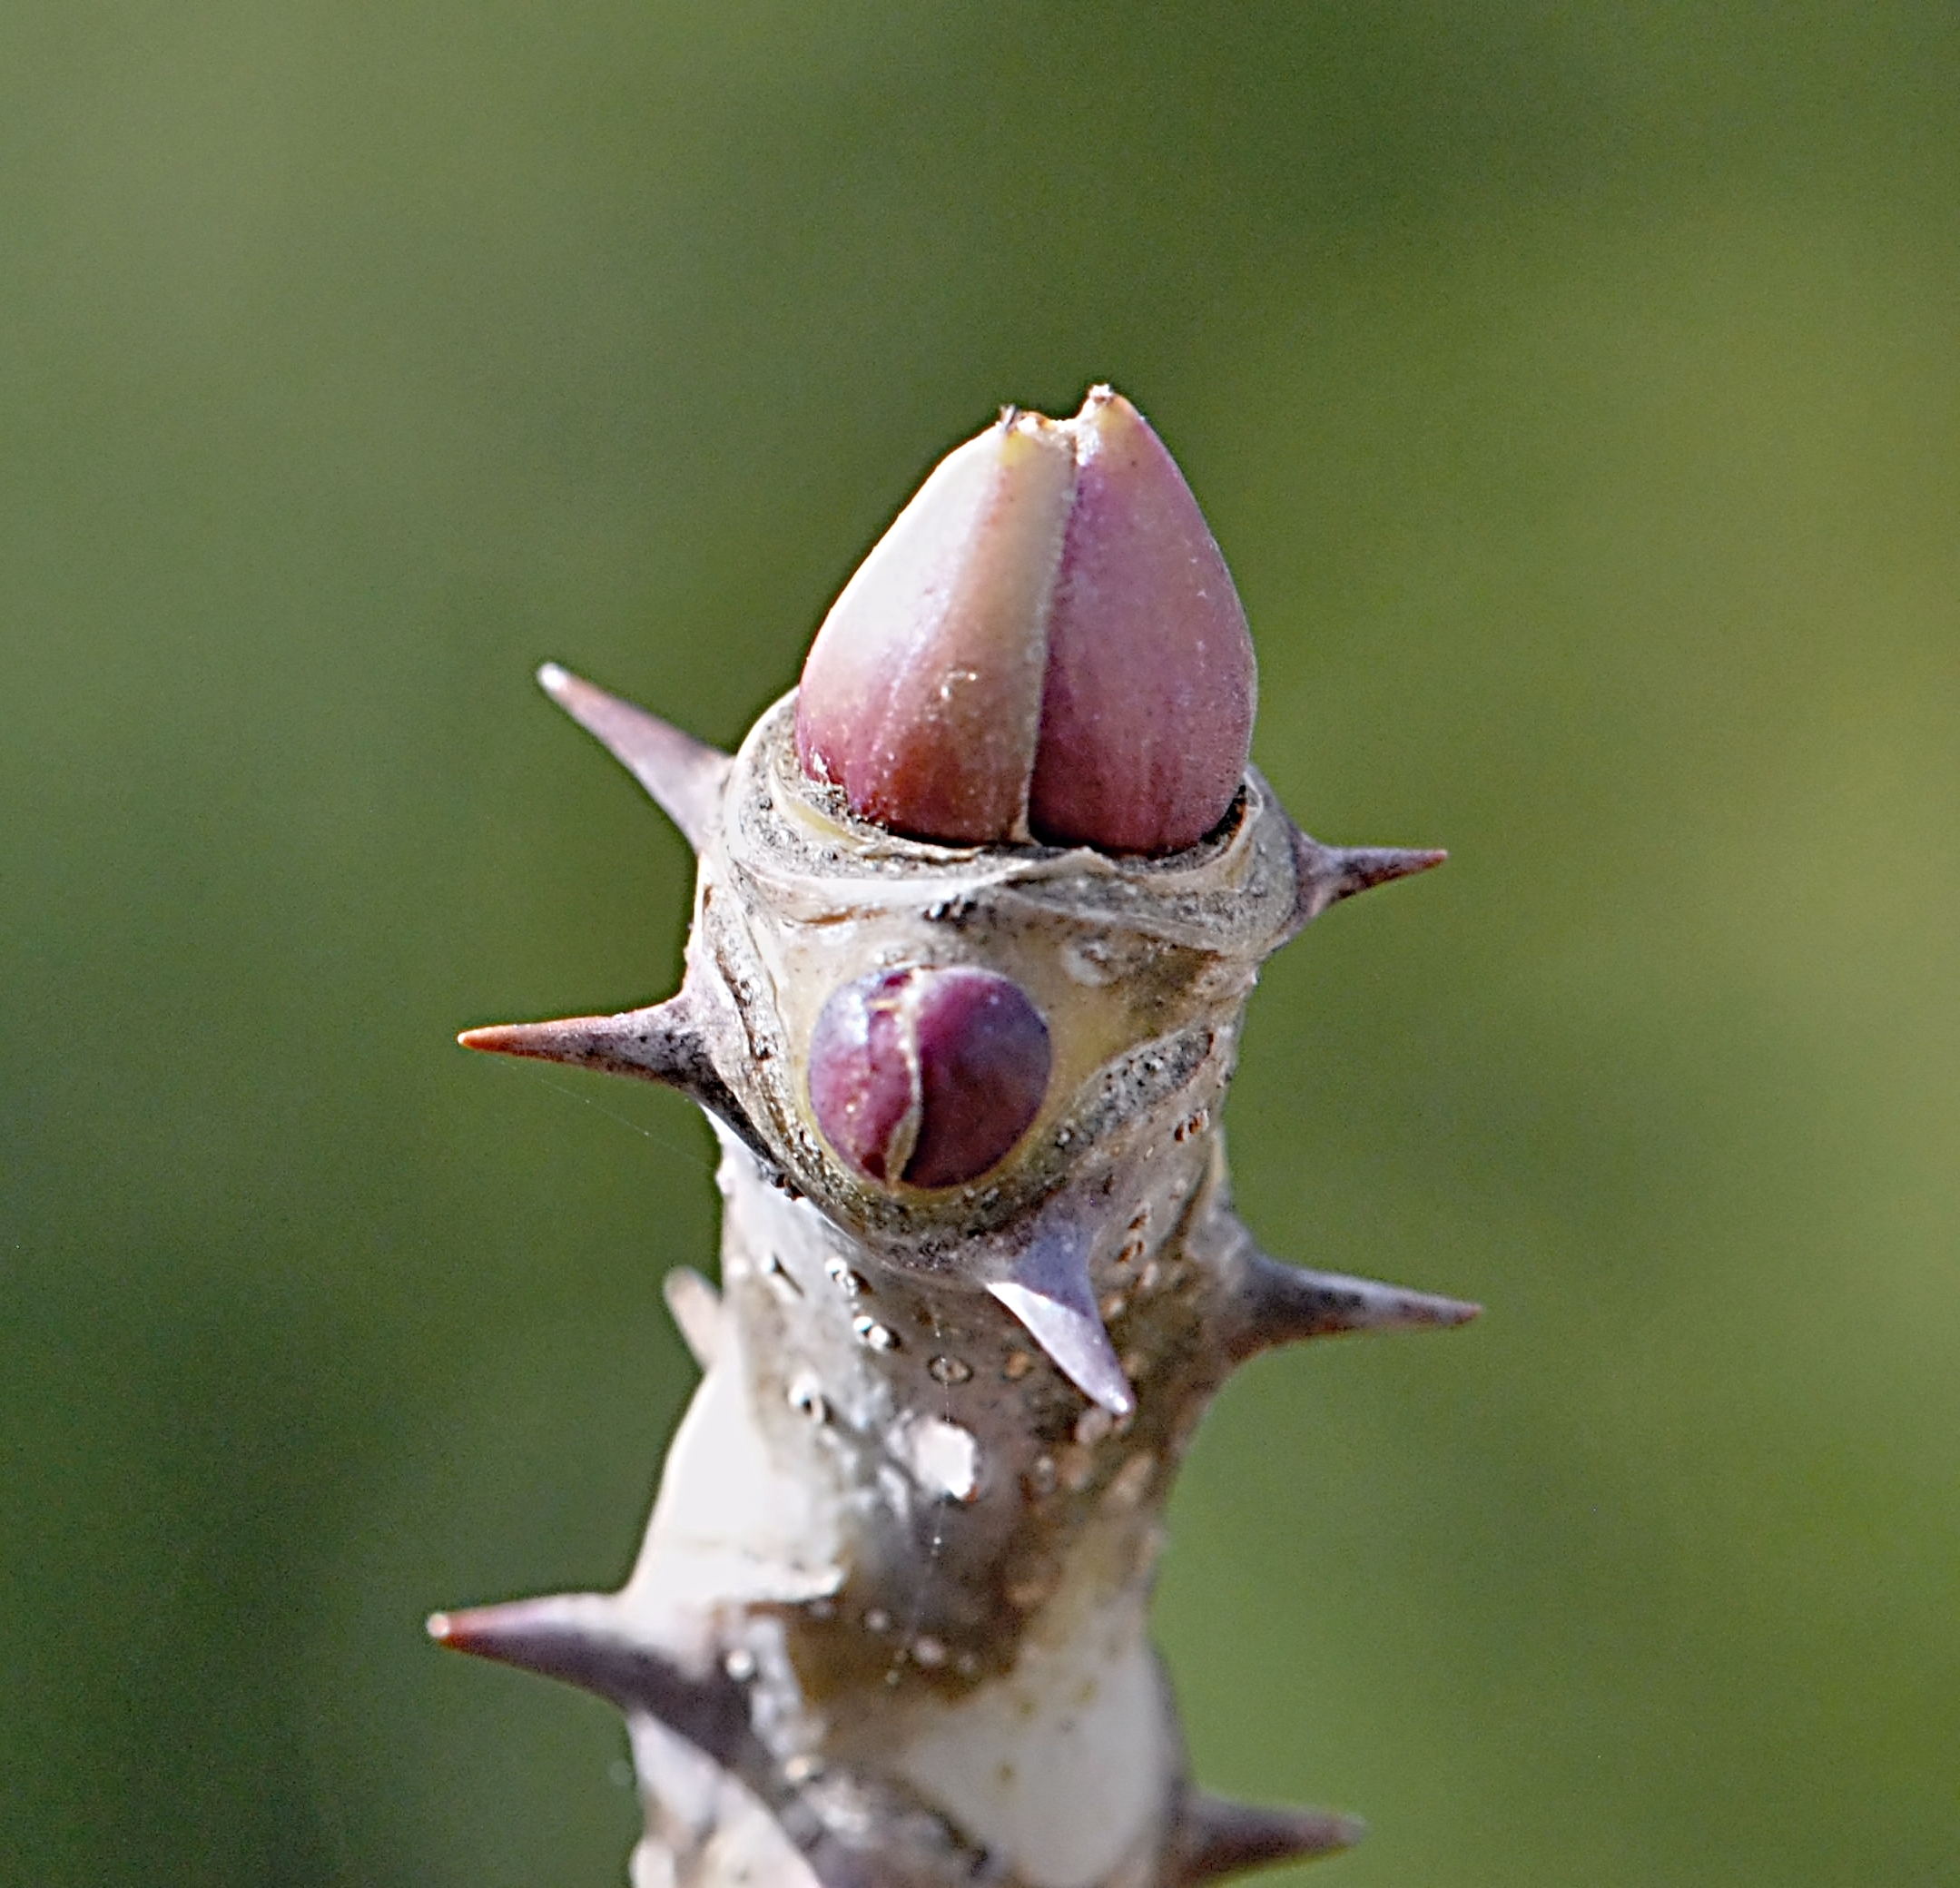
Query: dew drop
864,1608,892,1634
788,1373,830,1424
911,1635,947,1668
927,1353,973,1386
852,1315,899,1352
1075,1405,1115,1448
724,1647,757,1681
825,1256,868,1297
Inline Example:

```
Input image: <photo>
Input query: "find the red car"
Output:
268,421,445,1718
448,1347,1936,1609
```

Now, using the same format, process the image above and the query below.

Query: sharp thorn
1285,826,1446,933
1226,1247,1481,1362
537,662,733,852
1167,1791,1366,1885
458,990,704,1084
457,986,773,1167
428,1594,753,1770
987,1219,1134,1415
662,1265,722,1369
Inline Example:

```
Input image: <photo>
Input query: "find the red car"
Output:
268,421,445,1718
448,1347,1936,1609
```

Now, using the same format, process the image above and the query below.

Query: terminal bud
795,388,1255,855
1029,387,1255,853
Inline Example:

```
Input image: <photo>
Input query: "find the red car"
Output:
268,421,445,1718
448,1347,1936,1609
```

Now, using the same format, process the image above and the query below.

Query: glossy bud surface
1029,388,1255,853
807,967,1051,1189
794,415,1075,843
795,387,1255,856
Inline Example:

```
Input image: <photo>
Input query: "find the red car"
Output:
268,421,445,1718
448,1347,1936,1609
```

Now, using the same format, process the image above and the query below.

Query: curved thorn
1167,1791,1366,1886
1225,1247,1481,1363
662,1266,723,1369
1285,826,1446,935
428,1594,754,1772
458,987,774,1168
986,1218,1134,1415
537,662,733,852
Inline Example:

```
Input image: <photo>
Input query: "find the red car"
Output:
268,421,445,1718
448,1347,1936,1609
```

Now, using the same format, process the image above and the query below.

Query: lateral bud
806,965,1052,1189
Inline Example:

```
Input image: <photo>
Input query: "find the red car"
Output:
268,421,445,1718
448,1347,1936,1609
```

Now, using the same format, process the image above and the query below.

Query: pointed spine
1166,1792,1366,1886
538,662,733,851
1222,1243,1480,1364
1285,828,1446,938
458,986,776,1172
428,1595,757,1775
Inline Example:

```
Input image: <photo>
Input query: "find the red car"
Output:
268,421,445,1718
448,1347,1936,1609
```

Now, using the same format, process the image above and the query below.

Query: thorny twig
433,389,1475,1888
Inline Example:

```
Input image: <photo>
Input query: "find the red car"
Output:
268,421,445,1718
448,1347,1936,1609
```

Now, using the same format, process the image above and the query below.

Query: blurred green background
4,4,1956,1883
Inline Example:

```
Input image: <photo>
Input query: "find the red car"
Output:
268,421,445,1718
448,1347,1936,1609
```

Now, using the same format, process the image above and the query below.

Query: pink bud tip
794,388,1255,855
807,966,1051,1189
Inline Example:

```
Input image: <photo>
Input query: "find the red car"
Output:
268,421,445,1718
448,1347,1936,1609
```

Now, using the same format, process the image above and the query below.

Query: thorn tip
1285,831,1447,935
535,663,732,850
1169,1792,1366,1886
455,990,776,1172
1226,1244,1481,1362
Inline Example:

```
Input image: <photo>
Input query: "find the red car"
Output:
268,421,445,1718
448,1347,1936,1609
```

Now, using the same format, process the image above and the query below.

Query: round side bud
807,967,1052,1189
